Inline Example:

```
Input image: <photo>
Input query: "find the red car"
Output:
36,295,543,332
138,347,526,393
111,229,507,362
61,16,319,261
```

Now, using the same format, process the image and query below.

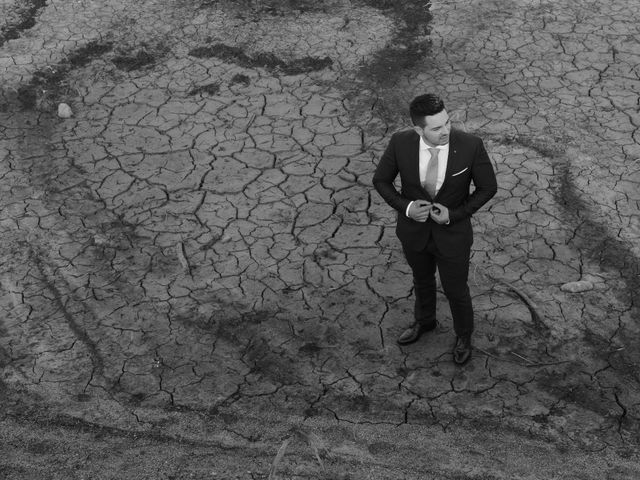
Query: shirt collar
419,137,448,150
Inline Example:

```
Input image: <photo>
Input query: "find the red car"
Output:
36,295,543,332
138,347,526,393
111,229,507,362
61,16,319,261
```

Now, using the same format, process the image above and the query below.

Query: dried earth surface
1,0,640,478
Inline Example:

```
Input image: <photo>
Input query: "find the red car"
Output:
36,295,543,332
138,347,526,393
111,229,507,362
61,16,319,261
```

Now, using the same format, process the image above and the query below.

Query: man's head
410,94,451,146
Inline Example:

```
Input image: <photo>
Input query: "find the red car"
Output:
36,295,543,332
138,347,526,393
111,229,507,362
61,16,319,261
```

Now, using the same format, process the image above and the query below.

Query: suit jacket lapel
410,131,421,182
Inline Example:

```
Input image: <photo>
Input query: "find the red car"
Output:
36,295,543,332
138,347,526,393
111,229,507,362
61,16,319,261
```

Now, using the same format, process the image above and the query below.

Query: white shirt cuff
406,201,414,217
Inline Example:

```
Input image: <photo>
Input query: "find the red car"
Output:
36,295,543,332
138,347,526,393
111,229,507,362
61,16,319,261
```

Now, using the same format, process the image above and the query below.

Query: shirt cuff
406,201,414,218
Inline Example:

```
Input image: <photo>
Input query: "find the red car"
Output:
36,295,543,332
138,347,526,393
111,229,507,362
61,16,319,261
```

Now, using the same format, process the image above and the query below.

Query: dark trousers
402,236,474,337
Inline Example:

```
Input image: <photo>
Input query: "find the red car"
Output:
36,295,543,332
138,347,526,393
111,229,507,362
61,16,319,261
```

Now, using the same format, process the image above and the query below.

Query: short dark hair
409,94,445,127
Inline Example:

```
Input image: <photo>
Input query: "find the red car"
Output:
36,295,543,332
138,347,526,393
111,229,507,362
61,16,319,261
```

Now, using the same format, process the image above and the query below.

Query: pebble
57,102,73,118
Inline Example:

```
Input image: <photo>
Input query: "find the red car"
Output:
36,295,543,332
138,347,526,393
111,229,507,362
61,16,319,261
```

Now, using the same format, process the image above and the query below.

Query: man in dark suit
373,93,497,364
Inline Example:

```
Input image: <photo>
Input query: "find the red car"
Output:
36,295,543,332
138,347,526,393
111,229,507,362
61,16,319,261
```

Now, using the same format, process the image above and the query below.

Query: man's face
414,109,451,146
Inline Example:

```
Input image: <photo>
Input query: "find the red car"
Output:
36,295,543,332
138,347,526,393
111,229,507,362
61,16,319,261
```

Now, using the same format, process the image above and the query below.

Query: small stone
57,103,73,118
560,280,594,293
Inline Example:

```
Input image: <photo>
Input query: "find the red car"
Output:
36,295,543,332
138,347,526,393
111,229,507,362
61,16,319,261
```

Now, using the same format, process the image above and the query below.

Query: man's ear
412,125,423,137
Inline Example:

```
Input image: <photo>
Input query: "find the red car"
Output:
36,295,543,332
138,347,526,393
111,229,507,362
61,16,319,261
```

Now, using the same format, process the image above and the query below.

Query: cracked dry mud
1,0,640,478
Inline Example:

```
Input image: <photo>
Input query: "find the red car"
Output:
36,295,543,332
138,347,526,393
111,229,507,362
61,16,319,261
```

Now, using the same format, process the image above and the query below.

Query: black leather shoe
397,321,437,345
453,335,472,365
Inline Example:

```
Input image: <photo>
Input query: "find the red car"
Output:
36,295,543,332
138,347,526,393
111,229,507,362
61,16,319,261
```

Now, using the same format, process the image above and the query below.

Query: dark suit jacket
373,128,497,254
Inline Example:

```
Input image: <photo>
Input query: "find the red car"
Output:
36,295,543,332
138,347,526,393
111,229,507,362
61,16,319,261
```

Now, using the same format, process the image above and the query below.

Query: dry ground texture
1,0,640,478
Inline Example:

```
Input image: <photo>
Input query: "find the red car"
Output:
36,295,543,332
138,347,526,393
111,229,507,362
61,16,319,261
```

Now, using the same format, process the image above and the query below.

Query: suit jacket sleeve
448,138,497,223
372,133,411,215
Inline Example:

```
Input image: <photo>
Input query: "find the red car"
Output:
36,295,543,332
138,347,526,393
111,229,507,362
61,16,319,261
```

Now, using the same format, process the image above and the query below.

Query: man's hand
408,200,432,222
429,203,450,224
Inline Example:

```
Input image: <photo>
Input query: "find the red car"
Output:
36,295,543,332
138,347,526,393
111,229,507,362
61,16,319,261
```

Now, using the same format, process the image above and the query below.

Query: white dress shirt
406,138,450,217
419,137,449,191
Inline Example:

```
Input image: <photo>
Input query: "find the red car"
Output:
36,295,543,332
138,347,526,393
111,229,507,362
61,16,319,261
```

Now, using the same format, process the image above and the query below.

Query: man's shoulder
390,128,418,141
451,129,483,145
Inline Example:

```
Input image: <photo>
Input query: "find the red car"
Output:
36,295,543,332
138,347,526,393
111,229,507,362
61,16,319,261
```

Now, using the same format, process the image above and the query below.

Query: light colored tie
422,148,439,197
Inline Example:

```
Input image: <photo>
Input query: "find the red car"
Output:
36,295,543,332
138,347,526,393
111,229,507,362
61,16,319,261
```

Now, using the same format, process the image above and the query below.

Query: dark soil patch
188,83,220,96
340,0,434,127
188,43,332,75
110,41,170,71
357,0,433,82
0,0,48,47
68,41,114,67
230,73,251,87
111,49,156,71
553,160,640,353
9,39,169,109
200,0,343,15
12,40,113,109
16,66,69,109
